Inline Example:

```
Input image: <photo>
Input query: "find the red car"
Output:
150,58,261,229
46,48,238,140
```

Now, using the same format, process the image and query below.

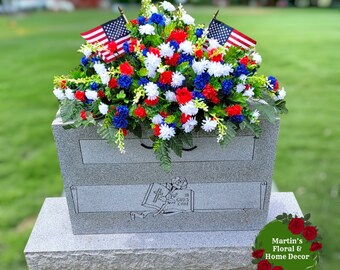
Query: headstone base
24,192,302,270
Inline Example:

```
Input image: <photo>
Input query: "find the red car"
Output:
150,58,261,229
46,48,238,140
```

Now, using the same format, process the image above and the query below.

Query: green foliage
253,102,278,124
97,124,117,148
59,99,83,122
154,139,171,172
219,121,237,148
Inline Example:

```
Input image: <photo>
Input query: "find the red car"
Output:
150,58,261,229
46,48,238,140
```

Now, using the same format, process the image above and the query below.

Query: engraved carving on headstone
130,177,194,220
260,181,268,210
70,186,79,214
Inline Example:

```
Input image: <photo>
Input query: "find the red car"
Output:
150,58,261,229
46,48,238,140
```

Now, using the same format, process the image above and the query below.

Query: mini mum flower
180,101,198,116
53,88,65,100
65,88,75,100
171,71,185,88
152,114,164,124
139,24,155,35
182,117,197,133
192,59,209,75
98,102,109,115
161,1,176,12
179,40,194,55
274,88,286,101
182,13,195,25
201,117,217,132
165,90,177,102
207,38,220,50
118,75,132,89
159,124,176,140
144,82,159,100
85,90,98,101
159,42,175,58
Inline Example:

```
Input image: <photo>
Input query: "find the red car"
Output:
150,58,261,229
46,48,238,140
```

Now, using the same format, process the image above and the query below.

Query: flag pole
210,9,219,25
118,6,129,23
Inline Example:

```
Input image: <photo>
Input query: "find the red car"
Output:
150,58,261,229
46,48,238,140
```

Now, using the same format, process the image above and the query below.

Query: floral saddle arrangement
53,0,287,171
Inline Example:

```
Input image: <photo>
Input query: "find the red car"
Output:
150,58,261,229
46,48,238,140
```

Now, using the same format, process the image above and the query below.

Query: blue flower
229,115,244,124
157,82,170,91
149,13,165,26
113,116,128,129
168,123,177,129
194,72,210,90
192,90,206,101
178,54,194,65
138,77,149,86
116,105,129,118
90,82,99,90
234,64,249,77
123,42,130,54
118,75,132,89
81,56,88,66
91,57,100,63
195,28,203,38
137,16,147,25
221,79,234,95
169,40,179,51
142,48,149,57
267,75,277,90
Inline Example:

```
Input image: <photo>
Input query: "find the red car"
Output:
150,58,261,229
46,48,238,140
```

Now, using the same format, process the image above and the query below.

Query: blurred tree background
0,1,339,270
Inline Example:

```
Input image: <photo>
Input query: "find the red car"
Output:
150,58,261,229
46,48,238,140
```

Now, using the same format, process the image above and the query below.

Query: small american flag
207,19,256,50
81,16,130,63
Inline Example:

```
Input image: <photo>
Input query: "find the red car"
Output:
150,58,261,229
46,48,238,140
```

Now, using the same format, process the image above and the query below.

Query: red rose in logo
252,249,264,259
310,242,322,252
288,218,305,234
272,266,284,270
303,226,317,241
257,259,271,270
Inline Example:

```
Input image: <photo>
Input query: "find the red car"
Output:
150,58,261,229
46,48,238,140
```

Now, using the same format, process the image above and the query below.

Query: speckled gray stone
52,115,280,234
24,192,302,270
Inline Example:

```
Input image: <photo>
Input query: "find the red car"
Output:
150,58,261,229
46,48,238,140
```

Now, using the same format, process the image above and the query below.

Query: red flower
160,111,170,118
202,84,219,104
310,242,322,252
119,62,134,76
176,87,192,105
159,71,173,85
107,41,117,54
257,259,271,270
288,218,305,235
167,29,188,44
97,90,105,98
226,105,243,116
75,90,86,101
272,266,284,270
80,110,87,120
154,124,161,136
195,48,204,58
121,128,128,136
303,226,317,241
148,47,161,57
252,249,264,259
274,80,279,91
165,53,180,66
145,97,159,106
208,49,223,62
180,113,191,124
131,19,138,25
129,38,138,52
134,104,147,118
60,79,67,89
239,56,249,66
108,78,118,89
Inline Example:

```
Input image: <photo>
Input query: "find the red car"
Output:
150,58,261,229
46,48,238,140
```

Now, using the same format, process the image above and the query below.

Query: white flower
85,90,98,101
161,1,176,12
180,101,198,116
207,38,220,50
182,13,195,25
165,90,177,102
144,82,159,100
171,71,185,88
53,88,65,100
145,52,161,78
236,83,246,93
252,52,262,64
93,63,106,75
65,88,75,100
159,42,174,58
164,16,171,25
159,124,176,140
98,102,109,115
243,87,254,98
250,109,260,123
274,87,286,101
201,117,217,132
239,74,247,83
152,114,164,124
150,4,158,13
182,117,197,133
139,24,155,35
222,63,234,76
99,73,110,85
192,59,208,75
179,40,194,55
83,47,92,58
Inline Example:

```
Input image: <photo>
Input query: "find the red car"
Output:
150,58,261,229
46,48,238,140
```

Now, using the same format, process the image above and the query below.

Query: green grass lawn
0,6,339,270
